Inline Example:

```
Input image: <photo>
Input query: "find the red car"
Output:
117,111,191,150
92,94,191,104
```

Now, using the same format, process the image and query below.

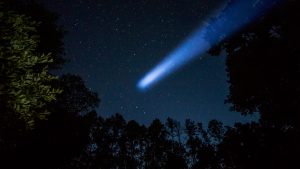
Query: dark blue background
42,0,258,125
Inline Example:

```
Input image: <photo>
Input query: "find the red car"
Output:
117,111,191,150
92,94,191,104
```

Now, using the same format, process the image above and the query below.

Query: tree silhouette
210,0,300,129
2,74,100,169
124,120,147,168
208,0,300,168
218,122,298,169
144,119,168,168
165,118,186,169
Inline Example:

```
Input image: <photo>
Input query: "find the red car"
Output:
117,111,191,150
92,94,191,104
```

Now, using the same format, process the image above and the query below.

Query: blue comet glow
137,0,279,91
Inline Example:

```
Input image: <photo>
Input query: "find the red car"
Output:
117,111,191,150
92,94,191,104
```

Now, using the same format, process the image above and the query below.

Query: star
40,0,253,126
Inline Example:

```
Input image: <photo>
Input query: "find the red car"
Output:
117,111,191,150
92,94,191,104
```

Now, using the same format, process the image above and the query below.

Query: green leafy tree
2,0,65,68
0,9,61,128
15,75,100,169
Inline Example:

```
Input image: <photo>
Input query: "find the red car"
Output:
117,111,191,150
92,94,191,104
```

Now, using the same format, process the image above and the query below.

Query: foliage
13,75,100,169
0,9,61,128
0,0,299,169
1,0,65,68
206,0,300,168
209,0,300,128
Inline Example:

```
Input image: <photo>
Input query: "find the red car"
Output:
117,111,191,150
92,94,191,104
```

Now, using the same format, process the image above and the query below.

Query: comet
137,0,279,91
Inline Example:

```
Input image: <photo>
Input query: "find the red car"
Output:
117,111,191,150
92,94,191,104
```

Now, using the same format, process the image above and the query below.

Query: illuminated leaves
0,10,62,129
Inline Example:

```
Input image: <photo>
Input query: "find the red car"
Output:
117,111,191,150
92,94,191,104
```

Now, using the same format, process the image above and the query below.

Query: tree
218,122,298,169
0,6,61,129
185,119,222,169
165,118,186,169
209,0,300,128
8,75,100,169
0,2,103,168
207,0,300,168
124,120,147,168
166,117,182,143
52,74,100,115
207,120,225,144
2,0,65,68
144,119,168,169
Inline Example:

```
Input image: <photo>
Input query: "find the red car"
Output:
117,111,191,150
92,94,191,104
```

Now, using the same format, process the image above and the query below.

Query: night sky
41,0,257,126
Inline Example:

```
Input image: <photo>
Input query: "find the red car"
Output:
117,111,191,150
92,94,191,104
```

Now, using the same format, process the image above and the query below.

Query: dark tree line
208,0,300,168
0,0,299,169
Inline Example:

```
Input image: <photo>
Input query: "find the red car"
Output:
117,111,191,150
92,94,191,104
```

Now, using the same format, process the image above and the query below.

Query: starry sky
41,0,257,126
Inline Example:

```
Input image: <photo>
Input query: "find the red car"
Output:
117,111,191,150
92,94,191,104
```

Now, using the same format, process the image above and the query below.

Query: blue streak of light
137,0,279,91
